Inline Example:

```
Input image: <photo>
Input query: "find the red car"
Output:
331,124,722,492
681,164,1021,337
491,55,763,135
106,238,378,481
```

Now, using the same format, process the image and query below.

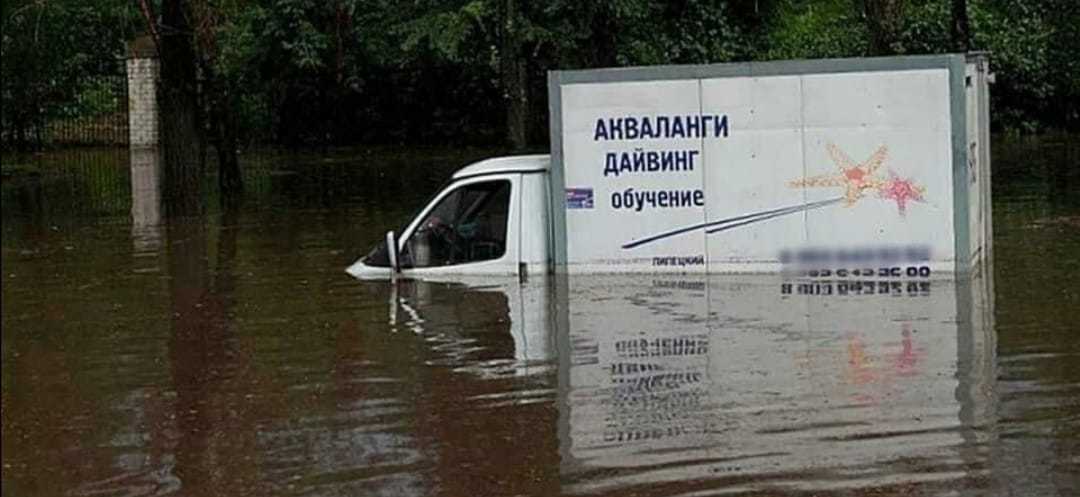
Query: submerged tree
192,0,243,197
154,0,205,216
950,0,970,51
861,0,907,55
140,0,244,211
499,0,528,150
396,0,544,149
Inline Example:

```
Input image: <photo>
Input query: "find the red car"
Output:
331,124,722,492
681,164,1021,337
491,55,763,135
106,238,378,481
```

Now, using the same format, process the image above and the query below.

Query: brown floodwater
2,141,1078,496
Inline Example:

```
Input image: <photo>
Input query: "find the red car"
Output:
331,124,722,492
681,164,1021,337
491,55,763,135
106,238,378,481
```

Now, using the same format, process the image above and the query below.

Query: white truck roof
451,154,549,179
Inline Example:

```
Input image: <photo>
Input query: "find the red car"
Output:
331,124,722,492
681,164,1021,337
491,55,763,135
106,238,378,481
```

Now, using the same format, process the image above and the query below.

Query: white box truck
347,53,992,279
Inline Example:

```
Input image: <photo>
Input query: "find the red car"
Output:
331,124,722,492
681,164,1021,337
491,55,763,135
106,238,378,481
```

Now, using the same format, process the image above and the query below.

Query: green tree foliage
762,0,1079,132
764,0,870,59
970,0,1080,130
2,0,1078,152
1,0,140,149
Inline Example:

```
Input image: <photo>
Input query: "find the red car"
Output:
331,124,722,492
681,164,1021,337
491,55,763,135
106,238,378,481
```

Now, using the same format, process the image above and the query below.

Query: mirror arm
386,231,400,274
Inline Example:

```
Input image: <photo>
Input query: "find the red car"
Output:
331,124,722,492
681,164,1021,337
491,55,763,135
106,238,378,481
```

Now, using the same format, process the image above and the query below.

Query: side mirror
386,230,400,274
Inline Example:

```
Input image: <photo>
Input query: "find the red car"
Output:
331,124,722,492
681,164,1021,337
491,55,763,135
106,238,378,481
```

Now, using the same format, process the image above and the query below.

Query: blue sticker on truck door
566,188,594,209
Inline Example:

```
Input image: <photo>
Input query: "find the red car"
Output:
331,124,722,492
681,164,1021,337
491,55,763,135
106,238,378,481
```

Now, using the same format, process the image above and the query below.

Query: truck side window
402,180,510,268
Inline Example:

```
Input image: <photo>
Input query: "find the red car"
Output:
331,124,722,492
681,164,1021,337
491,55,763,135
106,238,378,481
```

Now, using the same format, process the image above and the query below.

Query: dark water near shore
2,140,1079,496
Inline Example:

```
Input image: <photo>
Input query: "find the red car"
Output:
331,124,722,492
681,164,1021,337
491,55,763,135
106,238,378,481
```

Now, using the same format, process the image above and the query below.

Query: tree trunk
13,114,29,152
206,78,243,201
213,101,243,200
159,0,205,218
500,0,528,150
951,0,971,52
588,5,618,67
861,0,906,56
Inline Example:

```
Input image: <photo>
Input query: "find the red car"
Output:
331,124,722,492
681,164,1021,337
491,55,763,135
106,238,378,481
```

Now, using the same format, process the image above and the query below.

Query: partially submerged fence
2,75,129,152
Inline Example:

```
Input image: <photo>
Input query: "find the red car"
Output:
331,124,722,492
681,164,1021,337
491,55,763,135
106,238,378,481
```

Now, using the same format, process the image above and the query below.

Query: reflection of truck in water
555,272,996,493
376,268,996,493
348,54,993,278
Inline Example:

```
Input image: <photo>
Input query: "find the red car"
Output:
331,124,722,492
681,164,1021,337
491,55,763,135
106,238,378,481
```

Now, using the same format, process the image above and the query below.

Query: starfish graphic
878,171,925,215
789,143,889,206
623,143,933,250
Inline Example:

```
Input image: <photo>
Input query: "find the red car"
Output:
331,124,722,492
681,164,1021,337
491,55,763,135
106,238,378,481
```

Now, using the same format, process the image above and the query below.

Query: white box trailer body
549,53,992,275
346,54,991,279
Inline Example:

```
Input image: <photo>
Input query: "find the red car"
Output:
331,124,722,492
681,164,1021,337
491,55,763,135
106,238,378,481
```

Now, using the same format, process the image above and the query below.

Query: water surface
2,140,1078,496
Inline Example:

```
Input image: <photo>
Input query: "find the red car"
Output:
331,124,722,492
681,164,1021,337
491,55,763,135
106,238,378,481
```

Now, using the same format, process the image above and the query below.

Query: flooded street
3,141,1078,496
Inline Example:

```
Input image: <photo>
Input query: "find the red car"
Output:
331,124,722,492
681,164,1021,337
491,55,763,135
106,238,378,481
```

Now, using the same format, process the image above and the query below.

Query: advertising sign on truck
548,54,992,274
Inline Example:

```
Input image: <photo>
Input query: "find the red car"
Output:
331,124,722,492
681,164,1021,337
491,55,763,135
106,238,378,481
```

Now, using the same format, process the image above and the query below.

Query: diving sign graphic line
621,197,845,250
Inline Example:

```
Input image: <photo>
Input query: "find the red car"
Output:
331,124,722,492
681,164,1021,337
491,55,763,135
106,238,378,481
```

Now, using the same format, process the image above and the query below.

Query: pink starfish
878,172,925,215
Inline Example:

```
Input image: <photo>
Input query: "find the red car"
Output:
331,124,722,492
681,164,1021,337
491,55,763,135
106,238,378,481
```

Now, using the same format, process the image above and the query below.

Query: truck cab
347,155,551,279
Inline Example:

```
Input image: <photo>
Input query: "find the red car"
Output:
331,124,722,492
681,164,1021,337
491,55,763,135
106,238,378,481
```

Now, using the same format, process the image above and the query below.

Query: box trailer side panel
965,55,993,273
550,54,990,274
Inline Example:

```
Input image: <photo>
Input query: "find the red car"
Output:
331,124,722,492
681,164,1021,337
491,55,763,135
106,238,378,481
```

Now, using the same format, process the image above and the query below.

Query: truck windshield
401,180,510,268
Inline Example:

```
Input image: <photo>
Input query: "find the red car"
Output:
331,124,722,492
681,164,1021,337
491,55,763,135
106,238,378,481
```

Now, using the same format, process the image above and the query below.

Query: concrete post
126,35,162,229
126,37,160,147
130,146,163,230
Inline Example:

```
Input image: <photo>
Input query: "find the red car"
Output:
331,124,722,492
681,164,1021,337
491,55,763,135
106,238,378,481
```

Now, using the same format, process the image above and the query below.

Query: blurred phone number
781,280,931,297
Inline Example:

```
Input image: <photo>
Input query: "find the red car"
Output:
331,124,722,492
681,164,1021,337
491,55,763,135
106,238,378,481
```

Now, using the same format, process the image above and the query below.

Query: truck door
397,174,521,276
